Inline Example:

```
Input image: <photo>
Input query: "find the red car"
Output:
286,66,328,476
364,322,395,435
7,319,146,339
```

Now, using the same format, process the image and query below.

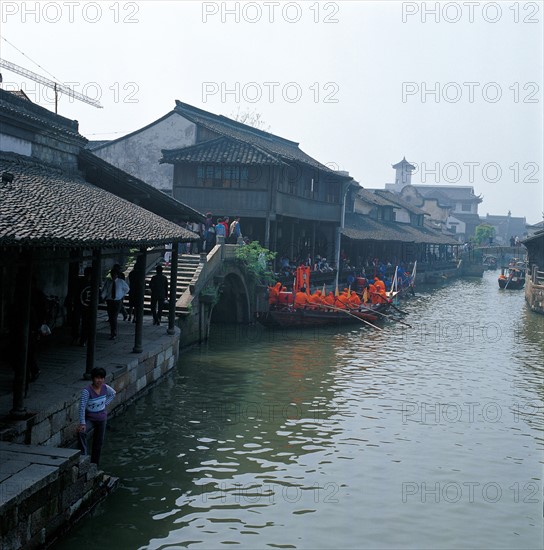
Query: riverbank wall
0,318,180,549
525,269,544,315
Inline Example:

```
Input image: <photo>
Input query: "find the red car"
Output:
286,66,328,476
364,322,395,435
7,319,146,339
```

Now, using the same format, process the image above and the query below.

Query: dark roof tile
162,136,284,166
0,153,198,249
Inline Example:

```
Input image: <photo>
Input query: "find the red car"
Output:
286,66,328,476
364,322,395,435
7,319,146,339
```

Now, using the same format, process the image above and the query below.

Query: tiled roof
342,213,458,245
523,229,544,245
85,140,111,151
373,189,427,215
9,90,32,102
415,185,482,202
79,150,205,222
161,136,284,166
0,88,85,143
392,157,415,170
171,101,349,176
0,153,198,248
356,188,393,207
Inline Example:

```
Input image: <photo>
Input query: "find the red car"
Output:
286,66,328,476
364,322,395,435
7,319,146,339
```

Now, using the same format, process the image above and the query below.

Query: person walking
149,265,169,325
78,367,116,466
101,267,129,340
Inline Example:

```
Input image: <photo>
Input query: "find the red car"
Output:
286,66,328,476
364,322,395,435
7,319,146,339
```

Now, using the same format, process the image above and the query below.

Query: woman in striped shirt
78,367,116,466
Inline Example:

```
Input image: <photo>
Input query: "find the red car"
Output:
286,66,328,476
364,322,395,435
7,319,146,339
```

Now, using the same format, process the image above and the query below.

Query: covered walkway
0,311,179,445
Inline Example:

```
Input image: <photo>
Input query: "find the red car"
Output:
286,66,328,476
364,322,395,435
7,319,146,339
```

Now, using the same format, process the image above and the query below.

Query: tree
474,224,496,245
230,106,271,131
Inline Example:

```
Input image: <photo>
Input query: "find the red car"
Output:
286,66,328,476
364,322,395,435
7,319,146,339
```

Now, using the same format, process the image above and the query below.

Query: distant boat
498,263,526,290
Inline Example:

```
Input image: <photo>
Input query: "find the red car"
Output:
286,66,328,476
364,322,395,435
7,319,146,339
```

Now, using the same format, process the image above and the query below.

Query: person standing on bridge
149,265,169,325
228,216,242,244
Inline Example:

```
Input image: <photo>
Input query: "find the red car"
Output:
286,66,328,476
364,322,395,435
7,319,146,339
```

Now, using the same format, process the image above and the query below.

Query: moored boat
257,302,390,328
498,265,526,289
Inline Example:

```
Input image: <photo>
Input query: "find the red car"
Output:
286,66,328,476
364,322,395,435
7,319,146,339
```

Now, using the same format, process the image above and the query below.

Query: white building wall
93,113,197,193
395,209,411,223
446,215,466,238
0,133,32,156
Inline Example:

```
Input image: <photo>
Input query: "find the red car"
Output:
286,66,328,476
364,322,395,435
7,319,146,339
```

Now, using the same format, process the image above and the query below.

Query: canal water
55,271,543,549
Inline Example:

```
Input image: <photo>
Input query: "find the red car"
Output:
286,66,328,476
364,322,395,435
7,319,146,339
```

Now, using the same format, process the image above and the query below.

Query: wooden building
89,100,353,263
342,187,459,266
523,229,544,315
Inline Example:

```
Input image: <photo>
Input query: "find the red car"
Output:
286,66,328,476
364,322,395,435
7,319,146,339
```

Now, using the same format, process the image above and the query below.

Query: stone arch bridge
172,239,267,347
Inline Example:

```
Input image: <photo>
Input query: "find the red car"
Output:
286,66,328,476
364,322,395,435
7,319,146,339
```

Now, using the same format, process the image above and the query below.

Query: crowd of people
268,273,391,312
165,214,245,257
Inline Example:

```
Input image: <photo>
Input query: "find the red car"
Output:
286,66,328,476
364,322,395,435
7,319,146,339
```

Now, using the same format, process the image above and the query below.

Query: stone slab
0,459,31,478
0,463,57,507
0,450,68,468
0,442,79,459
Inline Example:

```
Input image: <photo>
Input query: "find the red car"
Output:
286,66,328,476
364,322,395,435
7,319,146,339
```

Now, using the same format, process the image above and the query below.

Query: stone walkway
0,311,179,442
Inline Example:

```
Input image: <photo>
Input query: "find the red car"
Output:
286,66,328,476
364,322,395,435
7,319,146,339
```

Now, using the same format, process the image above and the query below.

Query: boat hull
257,304,389,328
498,278,525,290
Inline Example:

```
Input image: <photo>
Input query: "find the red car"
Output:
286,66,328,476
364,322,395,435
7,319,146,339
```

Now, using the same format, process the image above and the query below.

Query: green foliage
474,224,496,245
235,242,277,285
200,284,221,305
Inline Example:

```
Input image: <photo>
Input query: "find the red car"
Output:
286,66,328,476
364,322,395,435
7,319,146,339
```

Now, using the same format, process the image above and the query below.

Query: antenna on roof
0,58,102,113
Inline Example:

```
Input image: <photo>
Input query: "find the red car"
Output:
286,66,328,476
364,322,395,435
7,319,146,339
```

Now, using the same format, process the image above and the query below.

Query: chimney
2,172,14,183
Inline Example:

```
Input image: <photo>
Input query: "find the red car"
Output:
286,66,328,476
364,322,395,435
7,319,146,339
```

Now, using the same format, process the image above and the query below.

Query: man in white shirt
101,267,130,340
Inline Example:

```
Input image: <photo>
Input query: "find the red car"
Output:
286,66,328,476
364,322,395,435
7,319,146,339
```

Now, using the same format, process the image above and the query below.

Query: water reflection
54,272,543,550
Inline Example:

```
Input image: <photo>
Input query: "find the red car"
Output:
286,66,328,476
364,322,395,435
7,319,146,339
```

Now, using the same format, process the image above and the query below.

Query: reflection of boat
483,255,498,270
258,302,390,328
498,265,526,289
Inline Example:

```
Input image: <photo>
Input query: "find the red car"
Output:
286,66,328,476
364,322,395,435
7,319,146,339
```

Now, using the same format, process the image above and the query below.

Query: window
461,203,472,212
326,182,340,203
197,165,248,188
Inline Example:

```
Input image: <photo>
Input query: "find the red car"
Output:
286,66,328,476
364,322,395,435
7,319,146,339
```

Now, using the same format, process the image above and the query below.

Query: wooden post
167,242,179,335
11,257,32,417
265,216,271,250
133,247,147,353
84,249,101,378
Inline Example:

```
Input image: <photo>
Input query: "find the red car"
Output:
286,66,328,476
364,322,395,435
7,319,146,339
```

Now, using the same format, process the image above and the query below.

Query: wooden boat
262,265,391,328
258,302,390,328
498,265,525,289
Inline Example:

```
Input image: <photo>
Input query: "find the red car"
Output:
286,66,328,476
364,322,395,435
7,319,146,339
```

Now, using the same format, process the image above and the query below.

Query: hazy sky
1,1,542,223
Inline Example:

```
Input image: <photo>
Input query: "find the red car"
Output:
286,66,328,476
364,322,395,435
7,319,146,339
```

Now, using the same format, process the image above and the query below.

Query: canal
54,271,543,549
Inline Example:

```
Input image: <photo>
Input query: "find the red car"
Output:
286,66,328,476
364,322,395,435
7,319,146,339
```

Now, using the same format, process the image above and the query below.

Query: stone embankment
0,316,180,549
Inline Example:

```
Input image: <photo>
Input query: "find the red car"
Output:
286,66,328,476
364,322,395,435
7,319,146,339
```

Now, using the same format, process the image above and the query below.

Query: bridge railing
177,237,242,310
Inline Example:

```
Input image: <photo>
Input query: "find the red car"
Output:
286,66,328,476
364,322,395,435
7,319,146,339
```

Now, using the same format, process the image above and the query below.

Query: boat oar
358,302,412,328
355,290,410,319
351,295,412,328
390,302,409,316
313,303,383,331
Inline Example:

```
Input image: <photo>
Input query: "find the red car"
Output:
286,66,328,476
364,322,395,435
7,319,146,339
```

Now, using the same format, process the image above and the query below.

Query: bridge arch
210,267,251,325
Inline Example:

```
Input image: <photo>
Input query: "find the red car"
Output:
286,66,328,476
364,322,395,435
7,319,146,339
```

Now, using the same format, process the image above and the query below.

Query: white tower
392,157,415,190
